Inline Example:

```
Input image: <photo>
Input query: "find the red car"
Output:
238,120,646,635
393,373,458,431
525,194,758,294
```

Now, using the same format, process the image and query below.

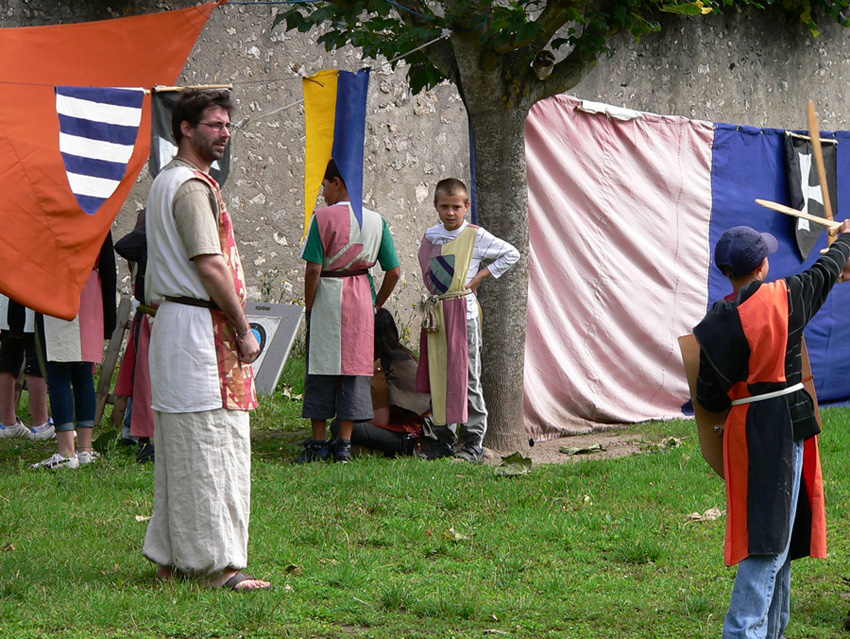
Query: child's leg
23,333,49,426
0,371,18,427
432,424,458,446
0,332,25,426
421,420,457,460
45,360,76,457
302,373,335,440
299,318,333,455
70,362,96,454
722,440,803,639
297,373,335,462
332,376,374,462
26,375,49,426
459,316,487,450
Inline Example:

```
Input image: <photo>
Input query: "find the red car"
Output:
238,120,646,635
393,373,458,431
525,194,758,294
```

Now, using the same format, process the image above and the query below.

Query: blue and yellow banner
303,68,370,238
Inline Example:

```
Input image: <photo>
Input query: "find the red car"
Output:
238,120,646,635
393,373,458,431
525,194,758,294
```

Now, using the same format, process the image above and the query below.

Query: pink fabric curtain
524,95,715,439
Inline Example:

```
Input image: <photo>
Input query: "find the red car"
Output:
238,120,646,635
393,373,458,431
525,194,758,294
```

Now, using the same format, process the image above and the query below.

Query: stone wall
171,3,471,330
576,8,850,130
3,1,850,336
0,0,471,338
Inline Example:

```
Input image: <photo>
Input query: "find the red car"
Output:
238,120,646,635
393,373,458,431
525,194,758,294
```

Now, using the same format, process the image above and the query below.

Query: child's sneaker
293,438,330,463
31,453,79,470
31,419,56,441
77,450,101,466
0,417,33,440
455,444,484,463
422,440,455,460
330,438,352,463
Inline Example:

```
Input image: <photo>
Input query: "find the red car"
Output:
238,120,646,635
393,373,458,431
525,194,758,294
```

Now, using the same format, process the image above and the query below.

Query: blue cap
715,226,778,278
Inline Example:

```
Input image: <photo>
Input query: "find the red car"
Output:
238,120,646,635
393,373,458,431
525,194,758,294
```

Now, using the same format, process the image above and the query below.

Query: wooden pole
755,198,841,230
152,84,232,93
807,101,836,247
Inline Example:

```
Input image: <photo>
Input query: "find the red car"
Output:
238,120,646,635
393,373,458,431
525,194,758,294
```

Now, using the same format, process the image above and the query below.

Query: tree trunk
467,103,532,452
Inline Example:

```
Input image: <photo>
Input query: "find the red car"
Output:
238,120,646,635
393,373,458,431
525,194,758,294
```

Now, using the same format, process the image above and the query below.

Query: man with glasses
142,89,270,591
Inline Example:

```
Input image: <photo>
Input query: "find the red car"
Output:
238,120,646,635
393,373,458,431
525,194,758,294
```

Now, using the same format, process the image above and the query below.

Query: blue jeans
45,360,96,432
723,439,804,639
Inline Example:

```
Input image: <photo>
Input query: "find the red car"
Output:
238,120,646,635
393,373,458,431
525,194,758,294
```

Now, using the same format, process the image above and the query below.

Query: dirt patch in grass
255,424,657,467
484,430,647,466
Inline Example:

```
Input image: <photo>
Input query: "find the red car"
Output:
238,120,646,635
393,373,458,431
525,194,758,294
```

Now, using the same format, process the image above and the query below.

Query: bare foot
156,566,175,581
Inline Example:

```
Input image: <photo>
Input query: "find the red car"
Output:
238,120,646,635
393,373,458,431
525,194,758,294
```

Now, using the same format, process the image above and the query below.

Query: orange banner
0,3,217,319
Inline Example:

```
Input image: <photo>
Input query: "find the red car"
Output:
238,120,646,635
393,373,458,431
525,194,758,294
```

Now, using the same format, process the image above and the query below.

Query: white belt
730,382,805,406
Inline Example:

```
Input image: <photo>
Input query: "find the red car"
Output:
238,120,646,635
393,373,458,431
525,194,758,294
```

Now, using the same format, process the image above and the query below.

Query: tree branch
375,0,459,83
528,0,589,53
417,38,458,80
529,44,601,102
491,0,583,55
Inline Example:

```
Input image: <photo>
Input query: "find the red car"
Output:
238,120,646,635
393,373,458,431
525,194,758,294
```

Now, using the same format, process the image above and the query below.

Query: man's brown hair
172,89,234,144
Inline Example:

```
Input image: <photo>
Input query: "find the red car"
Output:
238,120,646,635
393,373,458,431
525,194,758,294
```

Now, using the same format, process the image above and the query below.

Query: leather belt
320,269,368,278
730,382,805,406
164,296,220,311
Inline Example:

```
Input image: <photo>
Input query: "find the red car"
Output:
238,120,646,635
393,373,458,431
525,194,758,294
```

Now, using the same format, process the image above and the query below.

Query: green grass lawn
2,357,850,638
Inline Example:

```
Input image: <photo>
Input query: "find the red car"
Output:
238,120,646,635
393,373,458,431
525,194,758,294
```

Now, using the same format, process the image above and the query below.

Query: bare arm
194,254,259,363
375,266,401,310
304,262,323,312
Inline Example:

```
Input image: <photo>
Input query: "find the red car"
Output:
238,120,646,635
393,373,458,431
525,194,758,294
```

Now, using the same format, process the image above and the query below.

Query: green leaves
486,2,544,49
495,451,533,476
271,0,850,96
273,0,448,94
407,60,447,94
661,0,714,14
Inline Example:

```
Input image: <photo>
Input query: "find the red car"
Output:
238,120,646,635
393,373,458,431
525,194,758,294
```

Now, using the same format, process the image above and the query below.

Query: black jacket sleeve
696,349,732,413
99,231,117,338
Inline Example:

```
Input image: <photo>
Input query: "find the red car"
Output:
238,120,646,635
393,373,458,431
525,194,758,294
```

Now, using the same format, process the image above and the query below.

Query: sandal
222,571,272,591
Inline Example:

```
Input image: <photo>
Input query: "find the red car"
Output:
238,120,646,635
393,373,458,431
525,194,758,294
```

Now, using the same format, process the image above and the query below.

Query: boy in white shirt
417,178,519,462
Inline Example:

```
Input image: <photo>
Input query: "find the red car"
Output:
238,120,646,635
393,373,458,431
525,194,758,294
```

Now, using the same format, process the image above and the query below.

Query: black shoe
136,441,155,464
455,444,484,463
401,434,417,456
423,440,455,460
294,438,330,463
330,438,352,463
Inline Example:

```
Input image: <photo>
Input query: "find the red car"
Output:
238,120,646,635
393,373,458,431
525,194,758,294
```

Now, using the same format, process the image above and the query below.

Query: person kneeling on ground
331,308,431,458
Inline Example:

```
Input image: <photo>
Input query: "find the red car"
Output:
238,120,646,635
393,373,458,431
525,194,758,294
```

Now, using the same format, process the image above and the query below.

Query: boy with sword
694,215,850,638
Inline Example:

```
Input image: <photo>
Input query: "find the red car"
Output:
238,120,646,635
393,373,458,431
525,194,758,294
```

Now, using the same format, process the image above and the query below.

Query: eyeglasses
197,121,232,132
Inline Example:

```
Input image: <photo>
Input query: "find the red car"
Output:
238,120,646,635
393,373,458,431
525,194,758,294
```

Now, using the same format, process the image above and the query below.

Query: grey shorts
301,373,374,422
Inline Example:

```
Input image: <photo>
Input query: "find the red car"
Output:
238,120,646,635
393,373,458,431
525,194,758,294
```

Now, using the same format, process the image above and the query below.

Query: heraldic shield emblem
429,254,455,295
